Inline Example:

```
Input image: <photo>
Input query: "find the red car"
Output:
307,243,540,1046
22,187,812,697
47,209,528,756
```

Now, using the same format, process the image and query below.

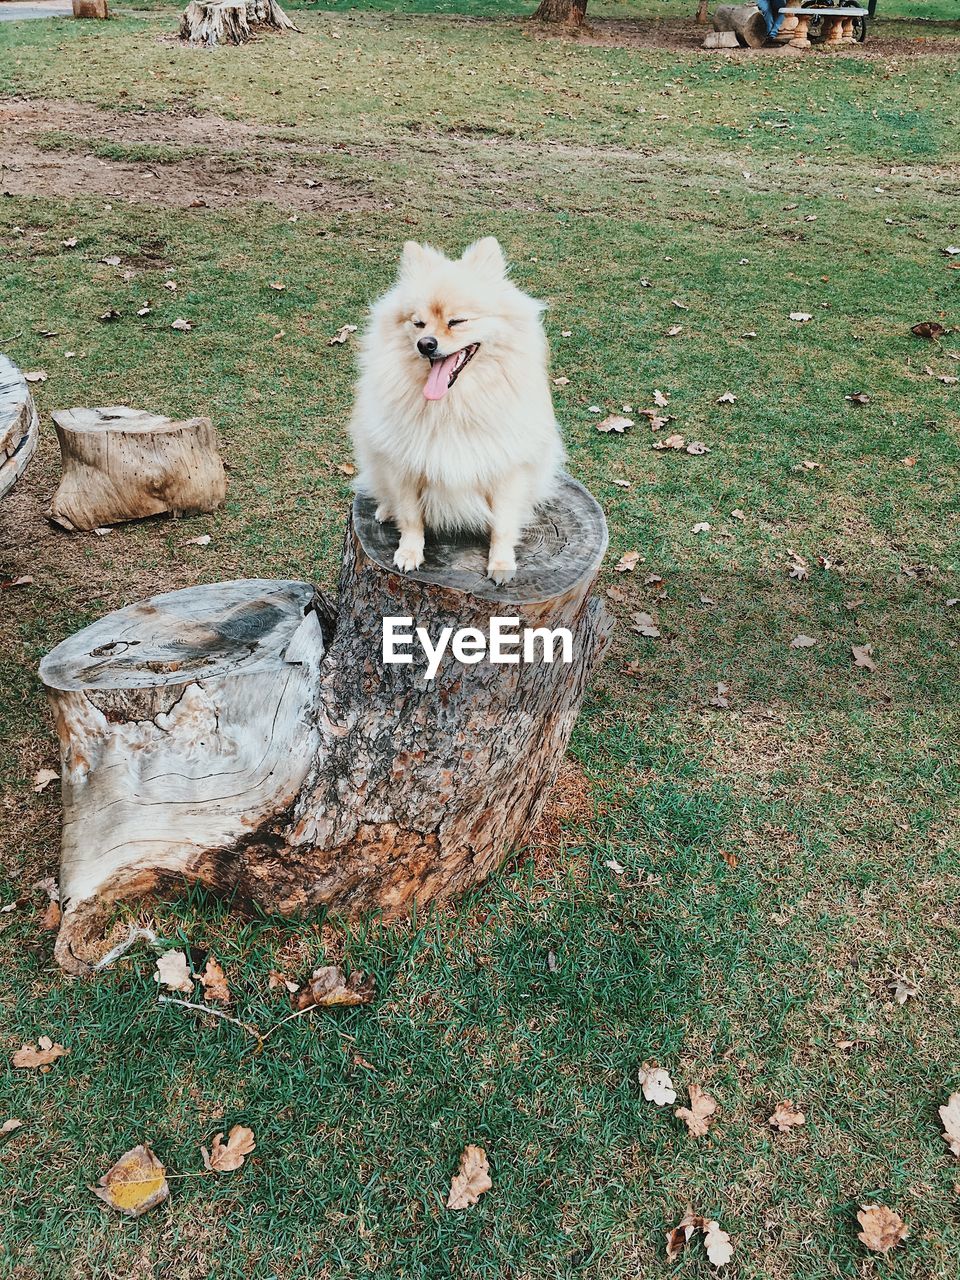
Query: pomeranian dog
349,237,565,583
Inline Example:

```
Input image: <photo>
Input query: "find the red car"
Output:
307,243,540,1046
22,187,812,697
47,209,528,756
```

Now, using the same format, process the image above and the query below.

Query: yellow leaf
92,1145,169,1217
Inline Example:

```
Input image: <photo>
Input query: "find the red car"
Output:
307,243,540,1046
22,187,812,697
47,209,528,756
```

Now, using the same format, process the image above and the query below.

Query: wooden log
712,3,768,46
72,0,109,17
40,579,325,974
179,0,297,45
0,355,39,501
47,405,226,532
40,476,611,973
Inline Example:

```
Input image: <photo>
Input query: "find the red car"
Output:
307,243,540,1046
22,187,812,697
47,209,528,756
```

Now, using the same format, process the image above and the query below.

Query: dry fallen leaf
692,522,710,535
295,964,375,1010
912,321,946,340
1,1119,23,1137
268,969,300,994
789,311,812,323
851,643,877,672
790,634,817,649
686,441,710,455
653,433,685,451
845,392,871,405
887,972,917,1004
184,534,211,547
596,414,633,434
446,1144,492,1210
13,1037,69,1070
201,1125,255,1173
857,1205,908,1254
675,1084,718,1138
639,1063,677,1106
665,324,683,336
631,611,660,639
93,1145,169,1217
154,950,194,994
666,1209,733,1267
24,370,48,383
939,1092,960,1157
614,550,641,573
768,1100,805,1132
42,898,62,930
200,956,230,1004
170,318,192,332
267,280,286,291
703,1219,734,1267
32,768,58,794
552,375,570,386
716,392,736,405
329,324,358,346
337,461,356,476
710,681,730,709
653,388,669,407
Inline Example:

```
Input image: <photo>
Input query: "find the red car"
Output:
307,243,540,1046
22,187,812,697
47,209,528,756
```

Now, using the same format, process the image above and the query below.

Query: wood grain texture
48,405,226,532
0,354,40,501
354,473,607,605
180,0,297,44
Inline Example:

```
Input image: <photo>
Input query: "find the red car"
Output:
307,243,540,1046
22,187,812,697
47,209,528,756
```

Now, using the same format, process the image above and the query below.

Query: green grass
1,6,959,1280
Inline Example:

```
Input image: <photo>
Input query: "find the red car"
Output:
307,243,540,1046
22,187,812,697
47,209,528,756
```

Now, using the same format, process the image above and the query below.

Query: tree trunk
180,0,297,45
41,476,611,975
712,2,768,45
47,405,226,532
0,355,39,501
532,0,588,26
696,0,710,23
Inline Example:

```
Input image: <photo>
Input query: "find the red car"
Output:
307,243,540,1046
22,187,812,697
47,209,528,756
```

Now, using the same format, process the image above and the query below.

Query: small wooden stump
48,406,226,532
180,0,297,45
41,476,611,974
72,0,109,17
0,355,39,501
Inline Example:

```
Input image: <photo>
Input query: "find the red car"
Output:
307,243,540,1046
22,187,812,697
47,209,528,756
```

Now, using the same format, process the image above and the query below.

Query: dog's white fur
349,237,565,582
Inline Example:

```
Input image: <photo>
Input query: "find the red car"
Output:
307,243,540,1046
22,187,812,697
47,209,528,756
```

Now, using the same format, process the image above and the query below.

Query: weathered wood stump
711,3,768,46
0,355,39,501
72,0,109,17
47,406,226,532
40,476,611,974
179,0,297,45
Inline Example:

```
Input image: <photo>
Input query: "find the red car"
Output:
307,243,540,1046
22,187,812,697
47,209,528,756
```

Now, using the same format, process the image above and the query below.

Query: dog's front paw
375,504,393,524
486,557,516,585
394,543,424,573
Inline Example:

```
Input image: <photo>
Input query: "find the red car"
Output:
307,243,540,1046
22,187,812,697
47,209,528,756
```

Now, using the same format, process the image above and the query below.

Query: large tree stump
47,406,226,532
712,3,768,45
0,355,39,501
40,476,611,974
179,0,297,45
532,0,589,26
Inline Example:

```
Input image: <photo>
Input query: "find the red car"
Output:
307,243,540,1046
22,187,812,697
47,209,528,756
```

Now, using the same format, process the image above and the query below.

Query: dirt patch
0,97,378,212
527,14,960,58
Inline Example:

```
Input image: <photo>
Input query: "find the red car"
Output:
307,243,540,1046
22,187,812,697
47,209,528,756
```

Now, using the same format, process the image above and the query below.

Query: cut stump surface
0,354,40,501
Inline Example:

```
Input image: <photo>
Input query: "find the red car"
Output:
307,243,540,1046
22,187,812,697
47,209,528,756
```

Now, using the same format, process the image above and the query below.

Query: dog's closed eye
448,318,468,327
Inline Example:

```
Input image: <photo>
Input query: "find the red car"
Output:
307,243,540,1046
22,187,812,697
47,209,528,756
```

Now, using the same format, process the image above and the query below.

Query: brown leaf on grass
32,768,58,793
1,575,34,589
686,441,710,455
24,370,47,383
653,388,669,407
170,317,192,332
790,634,817,649
200,956,230,1004
446,1144,492,1210
768,1100,805,1132
845,392,871,405
857,1205,908,1254
638,1063,677,1106
337,462,356,476
887,972,917,1004
666,1209,733,1267
912,321,946,340
268,969,300,993
787,551,809,581
614,550,641,573
596,414,634,434
710,682,731,709
201,1125,255,1173
92,1145,169,1217
295,964,375,1010
939,1092,960,1157
653,433,685,451
154,950,194,994
716,391,736,405
42,899,62,931
329,324,358,345
675,1084,718,1138
630,612,660,639
1,1119,23,1137
12,1037,69,1070
665,324,683,336
639,408,669,431
852,644,877,672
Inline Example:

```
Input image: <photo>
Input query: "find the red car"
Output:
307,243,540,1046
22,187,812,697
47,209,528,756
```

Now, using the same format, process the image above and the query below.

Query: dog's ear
460,237,507,278
400,241,444,275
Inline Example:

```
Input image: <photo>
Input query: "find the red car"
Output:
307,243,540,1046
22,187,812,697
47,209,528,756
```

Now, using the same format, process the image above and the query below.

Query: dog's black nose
417,336,438,357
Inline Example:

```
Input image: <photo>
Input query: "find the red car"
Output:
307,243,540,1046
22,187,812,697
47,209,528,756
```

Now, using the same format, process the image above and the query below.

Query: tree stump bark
179,0,297,45
72,0,109,17
40,476,611,975
532,0,589,26
47,406,226,532
712,3,768,45
0,355,39,501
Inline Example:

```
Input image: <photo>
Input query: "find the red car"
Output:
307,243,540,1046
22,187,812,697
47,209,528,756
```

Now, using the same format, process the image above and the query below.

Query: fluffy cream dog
349,237,565,583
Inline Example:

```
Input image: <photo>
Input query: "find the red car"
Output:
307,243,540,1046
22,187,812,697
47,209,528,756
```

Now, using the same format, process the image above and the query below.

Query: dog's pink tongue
423,353,457,401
